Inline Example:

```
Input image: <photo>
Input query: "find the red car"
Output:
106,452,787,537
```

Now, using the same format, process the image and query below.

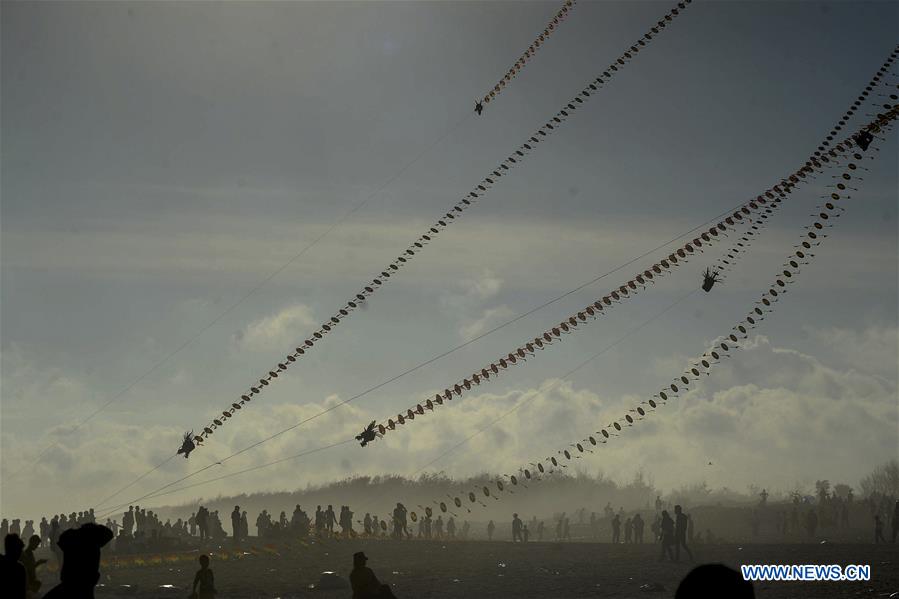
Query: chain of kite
367,47,899,440
417,109,896,516
190,0,695,448
479,0,578,109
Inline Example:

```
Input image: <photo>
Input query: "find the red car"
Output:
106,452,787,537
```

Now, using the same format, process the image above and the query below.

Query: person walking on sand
673,505,693,562
659,511,675,562
633,513,644,544
512,514,523,542
487,520,495,541
191,554,216,599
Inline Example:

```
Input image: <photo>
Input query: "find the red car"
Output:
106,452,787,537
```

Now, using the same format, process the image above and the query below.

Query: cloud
807,324,898,378
458,305,515,342
2,330,895,523
460,269,504,302
232,304,317,352
440,268,504,311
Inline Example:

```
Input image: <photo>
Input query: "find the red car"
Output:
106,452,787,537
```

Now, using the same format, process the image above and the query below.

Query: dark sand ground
42,540,897,598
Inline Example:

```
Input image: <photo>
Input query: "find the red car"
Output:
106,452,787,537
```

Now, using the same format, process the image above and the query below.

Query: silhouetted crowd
3,491,898,598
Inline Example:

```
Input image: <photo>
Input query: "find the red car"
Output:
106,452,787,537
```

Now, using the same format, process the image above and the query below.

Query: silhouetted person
487,520,495,541
241,511,249,540
325,505,337,533
42,522,114,599
196,506,209,541
874,516,886,543
611,514,621,544
315,506,324,535
633,513,644,544
391,504,406,540
446,517,455,539
759,489,768,506
512,513,523,542
123,506,134,536
191,554,216,599
659,511,675,562
49,518,61,564
350,552,396,599
256,510,269,538
22,534,47,594
674,505,693,562
364,513,373,535
562,517,571,541
231,506,241,544
1,533,27,599
522,525,529,543
675,564,754,599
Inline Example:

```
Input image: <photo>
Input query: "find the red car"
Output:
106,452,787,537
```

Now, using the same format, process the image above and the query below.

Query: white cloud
807,324,898,378
440,268,504,311
458,305,515,342
2,330,896,525
232,304,317,352
460,269,504,302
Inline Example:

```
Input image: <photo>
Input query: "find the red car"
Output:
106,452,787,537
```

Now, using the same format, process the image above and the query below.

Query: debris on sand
639,582,666,592
309,571,348,590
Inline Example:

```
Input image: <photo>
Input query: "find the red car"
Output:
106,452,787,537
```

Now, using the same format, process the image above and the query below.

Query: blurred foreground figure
675,564,754,599
1,533,27,599
22,534,47,594
42,523,114,599
350,552,396,599
190,554,216,599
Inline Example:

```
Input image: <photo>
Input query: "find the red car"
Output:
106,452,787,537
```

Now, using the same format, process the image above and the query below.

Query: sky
1,0,897,520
